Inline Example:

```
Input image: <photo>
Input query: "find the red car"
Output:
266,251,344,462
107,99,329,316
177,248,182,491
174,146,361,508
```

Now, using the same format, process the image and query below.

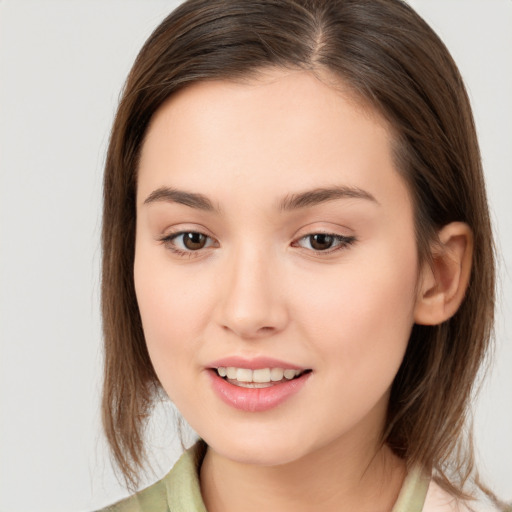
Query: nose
215,245,289,339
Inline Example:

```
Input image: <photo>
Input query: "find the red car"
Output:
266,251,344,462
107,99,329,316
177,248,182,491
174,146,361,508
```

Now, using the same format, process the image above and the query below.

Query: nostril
220,323,277,338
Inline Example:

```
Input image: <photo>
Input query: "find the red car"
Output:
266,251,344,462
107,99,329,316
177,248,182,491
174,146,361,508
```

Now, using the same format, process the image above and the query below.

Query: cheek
292,239,418,376
135,267,187,347
133,246,213,387
134,229,217,331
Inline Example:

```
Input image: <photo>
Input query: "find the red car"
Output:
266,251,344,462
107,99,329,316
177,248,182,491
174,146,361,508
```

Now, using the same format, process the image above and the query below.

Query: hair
101,0,497,502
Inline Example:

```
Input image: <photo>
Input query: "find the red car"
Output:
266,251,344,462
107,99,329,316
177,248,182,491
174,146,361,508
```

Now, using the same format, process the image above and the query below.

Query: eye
178,232,209,250
294,233,356,252
160,230,217,255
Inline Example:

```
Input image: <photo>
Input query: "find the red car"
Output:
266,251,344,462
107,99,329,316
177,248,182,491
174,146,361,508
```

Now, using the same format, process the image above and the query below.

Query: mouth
212,367,312,388
206,357,313,411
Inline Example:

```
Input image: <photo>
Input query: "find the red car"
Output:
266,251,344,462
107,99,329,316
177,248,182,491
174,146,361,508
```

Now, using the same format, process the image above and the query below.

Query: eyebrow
278,186,379,211
143,186,218,212
143,184,379,212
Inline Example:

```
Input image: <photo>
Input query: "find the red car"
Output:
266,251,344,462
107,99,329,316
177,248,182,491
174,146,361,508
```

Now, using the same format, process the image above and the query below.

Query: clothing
97,442,208,512
96,441,481,512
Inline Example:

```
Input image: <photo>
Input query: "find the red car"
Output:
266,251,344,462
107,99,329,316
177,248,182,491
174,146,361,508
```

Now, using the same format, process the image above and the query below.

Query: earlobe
414,222,473,325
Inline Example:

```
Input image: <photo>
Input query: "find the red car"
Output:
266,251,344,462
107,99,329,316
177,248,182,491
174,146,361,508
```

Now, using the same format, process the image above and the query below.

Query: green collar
100,440,429,512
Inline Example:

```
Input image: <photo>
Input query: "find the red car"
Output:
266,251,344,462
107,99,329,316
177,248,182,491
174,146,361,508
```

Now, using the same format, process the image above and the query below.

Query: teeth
236,368,252,382
216,367,303,383
284,369,297,380
253,368,271,382
270,368,284,381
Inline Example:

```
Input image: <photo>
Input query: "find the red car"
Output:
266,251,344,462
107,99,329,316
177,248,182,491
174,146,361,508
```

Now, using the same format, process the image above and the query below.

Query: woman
99,0,508,510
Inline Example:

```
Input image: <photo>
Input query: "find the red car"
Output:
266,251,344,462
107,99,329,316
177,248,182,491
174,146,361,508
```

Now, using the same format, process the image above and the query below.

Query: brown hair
101,0,496,500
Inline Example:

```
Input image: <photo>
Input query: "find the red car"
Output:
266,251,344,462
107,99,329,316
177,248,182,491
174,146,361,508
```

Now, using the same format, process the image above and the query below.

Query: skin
134,69,469,512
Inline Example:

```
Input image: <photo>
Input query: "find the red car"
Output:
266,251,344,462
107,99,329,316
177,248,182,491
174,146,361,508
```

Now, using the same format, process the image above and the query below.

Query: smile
208,364,312,412
215,367,307,388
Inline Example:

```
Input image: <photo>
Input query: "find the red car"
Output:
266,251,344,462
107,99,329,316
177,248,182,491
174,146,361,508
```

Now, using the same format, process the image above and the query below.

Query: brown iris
182,232,208,250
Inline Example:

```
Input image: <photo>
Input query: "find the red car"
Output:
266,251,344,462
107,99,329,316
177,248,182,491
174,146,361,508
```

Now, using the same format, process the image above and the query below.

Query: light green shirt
98,441,429,512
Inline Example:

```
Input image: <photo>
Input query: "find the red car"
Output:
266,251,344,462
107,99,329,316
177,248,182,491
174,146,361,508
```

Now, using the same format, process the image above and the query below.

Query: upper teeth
217,367,302,383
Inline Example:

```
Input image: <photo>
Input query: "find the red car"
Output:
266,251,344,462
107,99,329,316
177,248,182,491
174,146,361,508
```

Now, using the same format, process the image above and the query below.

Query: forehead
143,68,384,147
137,69,409,214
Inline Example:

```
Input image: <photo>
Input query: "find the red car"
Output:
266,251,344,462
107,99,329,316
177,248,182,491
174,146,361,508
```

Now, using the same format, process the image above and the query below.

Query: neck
199,434,406,512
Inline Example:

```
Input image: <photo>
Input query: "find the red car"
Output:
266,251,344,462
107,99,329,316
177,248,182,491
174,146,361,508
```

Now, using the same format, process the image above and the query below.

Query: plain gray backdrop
0,1,511,510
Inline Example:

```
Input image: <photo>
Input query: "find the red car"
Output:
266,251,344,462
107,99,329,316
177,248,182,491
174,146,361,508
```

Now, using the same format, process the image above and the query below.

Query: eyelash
159,231,217,258
292,233,357,253
159,231,357,258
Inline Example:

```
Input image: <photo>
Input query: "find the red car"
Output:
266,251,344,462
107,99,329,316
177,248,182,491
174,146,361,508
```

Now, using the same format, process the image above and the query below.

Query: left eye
164,231,215,251
295,233,355,251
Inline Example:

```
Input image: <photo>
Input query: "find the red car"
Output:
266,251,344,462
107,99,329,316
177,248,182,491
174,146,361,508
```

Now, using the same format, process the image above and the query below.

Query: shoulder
94,477,168,512
423,480,505,512
95,440,208,512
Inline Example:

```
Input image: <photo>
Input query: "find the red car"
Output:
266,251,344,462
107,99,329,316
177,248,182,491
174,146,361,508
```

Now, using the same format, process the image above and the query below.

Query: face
134,69,421,467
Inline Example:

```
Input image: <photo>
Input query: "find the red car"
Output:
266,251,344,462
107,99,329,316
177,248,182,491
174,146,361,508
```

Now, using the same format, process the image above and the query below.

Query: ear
414,222,473,325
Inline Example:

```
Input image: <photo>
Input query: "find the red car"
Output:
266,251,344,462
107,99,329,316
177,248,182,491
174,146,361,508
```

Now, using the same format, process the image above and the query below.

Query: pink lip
206,368,312,413
207,356,305,370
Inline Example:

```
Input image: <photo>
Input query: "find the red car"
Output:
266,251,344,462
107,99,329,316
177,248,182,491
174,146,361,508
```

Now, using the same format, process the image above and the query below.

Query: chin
201,427,315,467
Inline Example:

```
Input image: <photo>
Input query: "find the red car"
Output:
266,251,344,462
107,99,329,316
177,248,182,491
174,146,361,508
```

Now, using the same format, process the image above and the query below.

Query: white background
0,1,511,510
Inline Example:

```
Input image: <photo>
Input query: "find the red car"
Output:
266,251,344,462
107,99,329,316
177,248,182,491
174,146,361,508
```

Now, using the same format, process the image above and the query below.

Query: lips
206,357,312,412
